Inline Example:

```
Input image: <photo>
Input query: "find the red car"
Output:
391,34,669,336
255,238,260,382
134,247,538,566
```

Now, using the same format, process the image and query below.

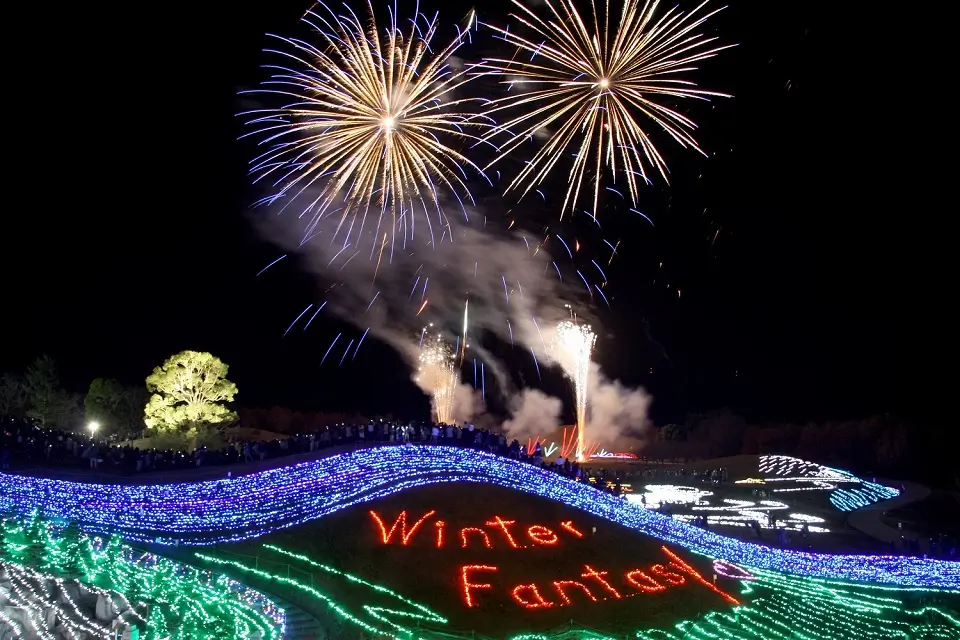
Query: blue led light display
1,446,957,589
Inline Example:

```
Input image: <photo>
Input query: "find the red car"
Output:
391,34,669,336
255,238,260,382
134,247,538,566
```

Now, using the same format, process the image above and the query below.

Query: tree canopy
24,355,60,426
85,377,124,423
84,378,147,438
144,351,238,442
17,355,83,428
0,373,27,418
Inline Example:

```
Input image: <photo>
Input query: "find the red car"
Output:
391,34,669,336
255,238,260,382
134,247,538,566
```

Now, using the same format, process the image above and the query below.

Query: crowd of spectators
0,418,632,491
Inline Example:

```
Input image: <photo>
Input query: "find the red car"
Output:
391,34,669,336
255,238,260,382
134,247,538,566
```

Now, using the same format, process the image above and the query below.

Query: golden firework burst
243,2,488,251
477,0,733,218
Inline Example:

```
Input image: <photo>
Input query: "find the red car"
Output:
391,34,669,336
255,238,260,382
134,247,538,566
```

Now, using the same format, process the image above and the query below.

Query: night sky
2,0,936,425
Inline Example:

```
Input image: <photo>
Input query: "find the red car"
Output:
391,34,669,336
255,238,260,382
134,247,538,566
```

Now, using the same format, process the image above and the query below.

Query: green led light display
195,540,959,640
195,543,447,640
630,565,960,640
0,511,285,639
503,567,960,640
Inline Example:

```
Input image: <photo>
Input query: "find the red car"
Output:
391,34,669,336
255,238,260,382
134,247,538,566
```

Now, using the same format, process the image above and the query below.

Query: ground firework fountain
417,331,459,424
554,320,596,460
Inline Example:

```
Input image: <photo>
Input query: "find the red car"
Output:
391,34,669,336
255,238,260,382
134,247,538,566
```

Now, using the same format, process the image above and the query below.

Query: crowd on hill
0,418,627,490
5,417,960,561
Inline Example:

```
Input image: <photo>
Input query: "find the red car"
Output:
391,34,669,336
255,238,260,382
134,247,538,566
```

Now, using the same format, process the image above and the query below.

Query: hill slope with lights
0,513,285,639
1,445,959,639
0,446,956,587
191,481,957,639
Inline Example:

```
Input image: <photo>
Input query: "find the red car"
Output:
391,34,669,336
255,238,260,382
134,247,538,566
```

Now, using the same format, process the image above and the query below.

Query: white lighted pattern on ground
0,560,144,639
755,455,900,512
625,485,830,532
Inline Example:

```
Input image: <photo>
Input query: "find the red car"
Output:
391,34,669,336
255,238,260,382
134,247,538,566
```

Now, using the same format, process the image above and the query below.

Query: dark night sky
1,0,939,425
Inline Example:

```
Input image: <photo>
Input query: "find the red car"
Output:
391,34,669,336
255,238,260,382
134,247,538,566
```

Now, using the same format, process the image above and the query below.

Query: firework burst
242,1,489,254
477,0,733,218
416,330,460,424
554,320,596,460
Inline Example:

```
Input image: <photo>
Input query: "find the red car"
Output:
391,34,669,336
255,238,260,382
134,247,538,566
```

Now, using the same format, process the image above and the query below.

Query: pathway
847,480,932,544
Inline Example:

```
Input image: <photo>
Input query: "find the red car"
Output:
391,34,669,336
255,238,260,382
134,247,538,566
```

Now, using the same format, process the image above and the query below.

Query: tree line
0,355,148,438
3,355,953,488
649,409,959,488
1,351,239,447
0,350,366,449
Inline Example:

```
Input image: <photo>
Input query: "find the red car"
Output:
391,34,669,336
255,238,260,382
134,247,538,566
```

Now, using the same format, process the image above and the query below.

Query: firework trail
416,330,460,424
242,1,489,255
476,0,732,217
554,320,596,460
459,298,469,365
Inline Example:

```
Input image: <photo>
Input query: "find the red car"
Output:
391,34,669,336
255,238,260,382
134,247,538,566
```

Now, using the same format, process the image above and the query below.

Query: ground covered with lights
614,454,904,552
1,446,959,639
211,482,959,639
0,512,284,639
230,483,738,635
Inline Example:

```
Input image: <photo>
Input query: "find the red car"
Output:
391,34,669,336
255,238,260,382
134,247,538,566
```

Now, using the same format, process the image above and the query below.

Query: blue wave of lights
831,481,901,511
1,446,957,589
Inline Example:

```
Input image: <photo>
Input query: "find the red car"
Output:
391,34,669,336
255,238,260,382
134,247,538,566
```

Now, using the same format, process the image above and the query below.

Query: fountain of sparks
554,320,596,460
416,331,459,424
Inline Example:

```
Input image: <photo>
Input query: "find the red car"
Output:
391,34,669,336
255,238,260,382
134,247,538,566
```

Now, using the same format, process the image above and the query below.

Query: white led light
759,455,900,512
628,484,828,532
625,484,713,509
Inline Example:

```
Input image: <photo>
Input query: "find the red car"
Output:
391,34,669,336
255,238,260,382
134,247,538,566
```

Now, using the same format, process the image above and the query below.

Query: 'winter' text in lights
369,510,583,549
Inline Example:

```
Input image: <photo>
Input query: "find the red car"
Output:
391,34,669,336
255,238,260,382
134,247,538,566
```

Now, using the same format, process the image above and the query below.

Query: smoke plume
251,193,652,444
501,363,651,448
250,201,582,390
586,362,652,447
452,384,484,424
502,389,563,440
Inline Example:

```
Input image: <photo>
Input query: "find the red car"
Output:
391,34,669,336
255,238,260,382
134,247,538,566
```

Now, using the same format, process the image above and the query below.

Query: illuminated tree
24,510,49,567
145,605,171,640
1,510,27,556
58,521,87,579
85,534,125,590
144,350,238,446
